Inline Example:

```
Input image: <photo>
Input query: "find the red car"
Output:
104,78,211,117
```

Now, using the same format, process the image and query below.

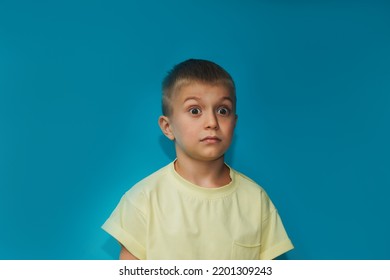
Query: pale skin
119,245,138,260
119,82,237,259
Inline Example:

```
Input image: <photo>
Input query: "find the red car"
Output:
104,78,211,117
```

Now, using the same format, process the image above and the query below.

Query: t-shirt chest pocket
231,241,261,259
229,216,262,259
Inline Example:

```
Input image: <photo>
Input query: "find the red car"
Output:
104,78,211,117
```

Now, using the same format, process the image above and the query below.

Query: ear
158,115,175,141
234,114,238,128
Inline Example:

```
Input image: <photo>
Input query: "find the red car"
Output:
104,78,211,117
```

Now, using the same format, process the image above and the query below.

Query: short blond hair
162,59,236,116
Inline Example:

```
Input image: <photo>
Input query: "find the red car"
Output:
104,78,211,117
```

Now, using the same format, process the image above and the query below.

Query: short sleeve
259,192,294,259
102,191,147,259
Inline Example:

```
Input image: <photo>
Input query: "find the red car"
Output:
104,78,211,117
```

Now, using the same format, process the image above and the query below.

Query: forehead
172,81,235,104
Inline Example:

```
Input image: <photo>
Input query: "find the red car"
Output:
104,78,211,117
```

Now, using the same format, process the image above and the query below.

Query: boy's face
159,82,237,163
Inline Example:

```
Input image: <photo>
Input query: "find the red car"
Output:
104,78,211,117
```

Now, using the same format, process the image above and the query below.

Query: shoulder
122,162,173,205
231,168,275,210
133,163,171,190
232,168,265,193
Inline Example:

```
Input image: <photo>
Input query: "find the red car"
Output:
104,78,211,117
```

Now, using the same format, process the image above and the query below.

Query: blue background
1,0,389,259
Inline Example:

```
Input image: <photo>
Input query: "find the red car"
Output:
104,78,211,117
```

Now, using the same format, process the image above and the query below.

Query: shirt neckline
168,160,238,200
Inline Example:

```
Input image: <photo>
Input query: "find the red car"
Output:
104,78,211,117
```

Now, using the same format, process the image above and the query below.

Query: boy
102,59,294,260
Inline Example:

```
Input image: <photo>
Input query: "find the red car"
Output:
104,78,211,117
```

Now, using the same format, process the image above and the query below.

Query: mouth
200,136,221,143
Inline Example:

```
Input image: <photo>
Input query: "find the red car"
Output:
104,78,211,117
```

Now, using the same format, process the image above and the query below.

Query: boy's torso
128,162,267,259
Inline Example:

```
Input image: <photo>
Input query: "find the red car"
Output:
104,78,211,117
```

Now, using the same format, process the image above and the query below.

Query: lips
200,136,221,143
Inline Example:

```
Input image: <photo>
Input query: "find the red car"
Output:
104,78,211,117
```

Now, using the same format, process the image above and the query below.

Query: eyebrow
183,96,201,103
183,96,234,103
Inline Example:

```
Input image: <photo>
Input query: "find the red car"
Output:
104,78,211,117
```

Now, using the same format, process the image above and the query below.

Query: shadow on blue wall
101,237,121,260
159,135,176,161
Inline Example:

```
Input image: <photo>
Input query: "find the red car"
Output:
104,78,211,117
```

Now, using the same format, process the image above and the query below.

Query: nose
205,111,219,130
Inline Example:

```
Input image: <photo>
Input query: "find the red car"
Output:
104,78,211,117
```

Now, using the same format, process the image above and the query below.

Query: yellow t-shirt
102,162,293,259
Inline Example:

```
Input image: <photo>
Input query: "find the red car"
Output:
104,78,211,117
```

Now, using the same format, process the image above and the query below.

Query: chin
199,154,225,162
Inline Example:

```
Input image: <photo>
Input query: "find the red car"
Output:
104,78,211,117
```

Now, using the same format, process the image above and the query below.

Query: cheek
223,120,236,133
184,127,199,138
172,121,198,139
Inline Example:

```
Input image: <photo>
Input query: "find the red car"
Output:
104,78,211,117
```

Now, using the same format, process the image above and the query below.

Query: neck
174,155,231,188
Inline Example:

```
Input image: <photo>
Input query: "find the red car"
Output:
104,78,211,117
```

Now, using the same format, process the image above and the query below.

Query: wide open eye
189,107,201,115
217,107,231,116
